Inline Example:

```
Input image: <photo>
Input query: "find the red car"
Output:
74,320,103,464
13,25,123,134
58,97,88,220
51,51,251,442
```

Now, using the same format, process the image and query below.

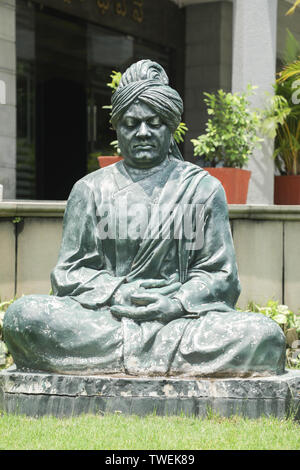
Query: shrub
191,85,291,169
244,300,300,369
191,86,262,168
0,298,15,370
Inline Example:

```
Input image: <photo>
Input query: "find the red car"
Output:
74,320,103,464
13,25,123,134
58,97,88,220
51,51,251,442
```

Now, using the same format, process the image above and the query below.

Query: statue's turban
111,60,183,134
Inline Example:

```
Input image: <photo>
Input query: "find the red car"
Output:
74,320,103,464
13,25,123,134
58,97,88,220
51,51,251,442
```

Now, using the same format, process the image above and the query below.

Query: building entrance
16,1,173,200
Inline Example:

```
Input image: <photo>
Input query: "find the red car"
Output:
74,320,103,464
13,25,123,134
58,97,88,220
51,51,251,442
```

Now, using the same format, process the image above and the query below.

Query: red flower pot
98,156,123,168
274,175,300,205
204,168,251,204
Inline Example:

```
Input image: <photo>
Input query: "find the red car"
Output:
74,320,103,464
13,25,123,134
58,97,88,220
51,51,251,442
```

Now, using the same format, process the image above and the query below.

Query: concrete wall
0,201,65,300
0,219,15,300
230,205,300,311
0,0,16,199
16,217,63,296
0,202,300,313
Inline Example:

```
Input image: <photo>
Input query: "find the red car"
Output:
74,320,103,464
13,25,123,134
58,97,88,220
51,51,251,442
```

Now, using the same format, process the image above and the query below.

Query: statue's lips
133,145,155,150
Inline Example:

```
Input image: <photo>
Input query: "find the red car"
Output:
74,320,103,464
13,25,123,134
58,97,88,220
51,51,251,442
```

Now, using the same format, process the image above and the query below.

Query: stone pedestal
0,368,299,420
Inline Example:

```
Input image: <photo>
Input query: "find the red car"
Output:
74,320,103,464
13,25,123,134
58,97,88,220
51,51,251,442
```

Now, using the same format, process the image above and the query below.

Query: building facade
0,0,299,202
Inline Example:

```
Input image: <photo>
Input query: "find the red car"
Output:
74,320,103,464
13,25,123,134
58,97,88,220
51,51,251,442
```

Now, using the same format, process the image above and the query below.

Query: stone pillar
0,0,16,199
232,0,278,204
183,1,233,163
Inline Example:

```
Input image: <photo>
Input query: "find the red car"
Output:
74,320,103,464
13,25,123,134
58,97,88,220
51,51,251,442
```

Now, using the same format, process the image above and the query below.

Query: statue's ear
168,135,174,155
169,136,184,161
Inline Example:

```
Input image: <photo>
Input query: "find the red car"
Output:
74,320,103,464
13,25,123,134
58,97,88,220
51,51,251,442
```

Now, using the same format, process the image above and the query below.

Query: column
0,0,16,199
232,0,278,204
184,1,233,163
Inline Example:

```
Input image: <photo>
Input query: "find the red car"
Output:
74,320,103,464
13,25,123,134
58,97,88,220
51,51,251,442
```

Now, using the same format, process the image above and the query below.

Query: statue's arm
174,183,241,316
50,180,125,309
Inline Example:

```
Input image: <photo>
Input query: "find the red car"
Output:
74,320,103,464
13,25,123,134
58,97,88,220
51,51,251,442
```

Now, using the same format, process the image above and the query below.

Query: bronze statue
3,60,286,377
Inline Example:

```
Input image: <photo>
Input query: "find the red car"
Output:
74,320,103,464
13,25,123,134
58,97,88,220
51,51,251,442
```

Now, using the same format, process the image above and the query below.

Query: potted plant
190,86,262,204
190,85,290,204
98,71,189,168
273,31,300,204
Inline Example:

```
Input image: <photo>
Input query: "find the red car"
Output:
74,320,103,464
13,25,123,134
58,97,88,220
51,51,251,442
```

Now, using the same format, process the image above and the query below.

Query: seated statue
3,60,286,378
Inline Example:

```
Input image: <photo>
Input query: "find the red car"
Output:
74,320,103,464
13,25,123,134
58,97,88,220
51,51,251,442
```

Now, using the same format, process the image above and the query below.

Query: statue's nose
136,121,151,137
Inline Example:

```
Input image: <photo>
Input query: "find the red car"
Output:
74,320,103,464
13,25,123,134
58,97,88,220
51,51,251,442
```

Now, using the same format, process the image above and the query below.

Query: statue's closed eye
148,117,161,127
125,118,137,128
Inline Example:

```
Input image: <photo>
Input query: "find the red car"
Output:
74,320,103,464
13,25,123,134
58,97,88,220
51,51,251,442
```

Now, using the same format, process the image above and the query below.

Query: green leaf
272,314,288,324
173,122,189,144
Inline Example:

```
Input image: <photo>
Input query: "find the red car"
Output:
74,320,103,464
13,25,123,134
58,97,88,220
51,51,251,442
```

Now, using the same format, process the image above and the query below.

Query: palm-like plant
277,60,300,83
274,82,300,175
286,0,300,16
274,31,300,175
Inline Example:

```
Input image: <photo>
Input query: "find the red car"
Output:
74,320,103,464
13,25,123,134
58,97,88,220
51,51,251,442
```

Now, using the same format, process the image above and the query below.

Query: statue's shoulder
71,165,116,194
176,160,223,201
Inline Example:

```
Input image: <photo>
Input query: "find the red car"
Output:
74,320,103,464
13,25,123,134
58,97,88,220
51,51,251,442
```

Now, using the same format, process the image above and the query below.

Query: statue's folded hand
111,280,142,306
110,292,184,323
110,275,181,307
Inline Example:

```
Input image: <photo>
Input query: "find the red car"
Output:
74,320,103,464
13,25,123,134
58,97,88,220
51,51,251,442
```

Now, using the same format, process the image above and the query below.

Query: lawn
0,413,299,450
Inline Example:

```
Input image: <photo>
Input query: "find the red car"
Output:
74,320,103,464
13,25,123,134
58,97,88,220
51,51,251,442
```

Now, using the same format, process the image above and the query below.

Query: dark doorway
35,11,87,200
36,78,87,200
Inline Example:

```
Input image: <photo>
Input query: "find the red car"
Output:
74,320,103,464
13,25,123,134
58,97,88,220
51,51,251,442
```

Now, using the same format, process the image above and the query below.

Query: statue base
0,367,299,420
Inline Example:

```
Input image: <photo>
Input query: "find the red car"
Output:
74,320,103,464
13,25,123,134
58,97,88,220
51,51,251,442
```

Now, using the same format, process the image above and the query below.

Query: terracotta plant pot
274,175,300,205
98,156,123,168
204,167,251,204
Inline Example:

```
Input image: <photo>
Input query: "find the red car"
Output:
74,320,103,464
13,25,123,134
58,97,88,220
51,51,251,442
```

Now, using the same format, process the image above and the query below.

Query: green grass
0,413,299,450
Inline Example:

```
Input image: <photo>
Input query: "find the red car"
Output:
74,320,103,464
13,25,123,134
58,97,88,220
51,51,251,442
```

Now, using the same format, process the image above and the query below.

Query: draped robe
3,159,286,377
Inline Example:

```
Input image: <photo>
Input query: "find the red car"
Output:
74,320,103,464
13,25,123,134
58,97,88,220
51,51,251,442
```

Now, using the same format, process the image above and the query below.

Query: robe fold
3,159,286,377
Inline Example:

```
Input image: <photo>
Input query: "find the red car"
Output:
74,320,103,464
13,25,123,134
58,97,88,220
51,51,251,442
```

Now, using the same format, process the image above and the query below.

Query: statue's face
116,101,172,168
